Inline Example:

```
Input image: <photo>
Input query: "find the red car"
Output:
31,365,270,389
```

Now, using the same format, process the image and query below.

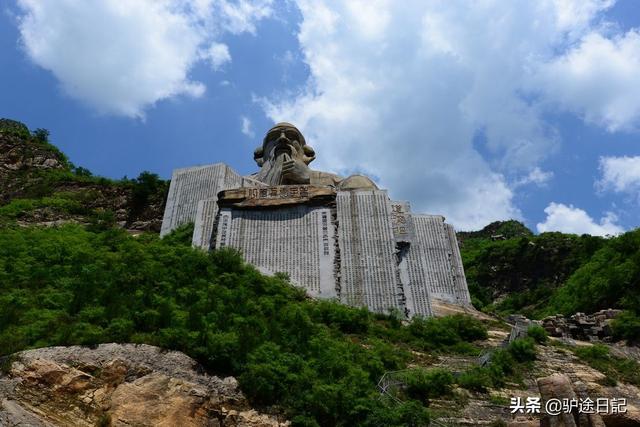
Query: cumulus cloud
263,0,626,229
241,115,255,137
514,167,554,188
597,155,640,197
16,0,273,118
533,30,640,132
536,202,623,236
204,42,232,70
216,0,273,34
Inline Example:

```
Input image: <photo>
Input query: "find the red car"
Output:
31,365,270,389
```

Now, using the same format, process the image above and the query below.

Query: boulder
0,344,288,427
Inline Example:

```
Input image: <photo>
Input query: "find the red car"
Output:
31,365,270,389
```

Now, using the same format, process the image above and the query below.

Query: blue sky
1,0,639,233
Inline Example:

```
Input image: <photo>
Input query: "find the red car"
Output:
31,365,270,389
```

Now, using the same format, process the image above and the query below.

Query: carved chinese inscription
218,185,335,209
245,185,311,200
391,202,415,243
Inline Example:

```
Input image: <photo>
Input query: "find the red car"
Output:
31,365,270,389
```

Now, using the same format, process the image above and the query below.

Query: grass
573,344,640,386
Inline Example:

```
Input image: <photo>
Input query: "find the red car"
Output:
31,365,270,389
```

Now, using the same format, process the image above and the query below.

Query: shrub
457,367,492,392
73,166,93,177
33,128,50,143
408,314,488,350
527,325,548,344
408,316,459,347
127,171,168,219
403,368,454,402
0,224,440,425
440,314,488,341
488,348,516,380
612,310,640,343
0,355,17,375
574,343,640,386
0,118,30,138
311,300,371,334
366,399,430,427
575,343,610,361
508,338,537,363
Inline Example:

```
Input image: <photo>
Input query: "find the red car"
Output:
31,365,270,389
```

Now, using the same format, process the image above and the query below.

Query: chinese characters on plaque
245,185,310,200
390,202,414,243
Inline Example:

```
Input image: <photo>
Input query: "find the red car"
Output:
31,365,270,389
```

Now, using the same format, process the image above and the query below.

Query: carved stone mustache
273,140,294,158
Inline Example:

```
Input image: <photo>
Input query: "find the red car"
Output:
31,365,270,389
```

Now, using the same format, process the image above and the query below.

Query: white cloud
597,155,640,196
514,167,554,188
536,202,623,236
16,0,273,118
241,115,254,138
216,0,273,34
204,42,231,70
533,30,640,132
263,0,626,229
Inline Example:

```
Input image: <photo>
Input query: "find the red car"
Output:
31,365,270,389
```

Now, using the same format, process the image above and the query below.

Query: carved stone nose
277,132,289,143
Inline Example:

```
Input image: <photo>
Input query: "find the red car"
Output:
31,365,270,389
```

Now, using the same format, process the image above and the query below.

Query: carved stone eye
253,146,264,166
267,131,280,141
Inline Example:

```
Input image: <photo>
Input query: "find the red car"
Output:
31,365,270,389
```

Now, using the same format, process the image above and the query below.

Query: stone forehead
264,122,306,146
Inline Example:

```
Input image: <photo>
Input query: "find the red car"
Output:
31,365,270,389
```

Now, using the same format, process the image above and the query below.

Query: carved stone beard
254,154,287,185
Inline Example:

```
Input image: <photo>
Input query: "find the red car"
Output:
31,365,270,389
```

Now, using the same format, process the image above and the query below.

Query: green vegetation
0,119,70,169
548,230,640,316
0,194,86,221
0,118,31,139
457,338,536,392
0,354,17,375
462,230,605,315
460,220,640,344
1,120,167,227
612,310,640,344
573,344,640,386
526,325,548,344
4,119,639,423
125,171,169,220
0,222,493,426
402,368,455,402
458,220,533,241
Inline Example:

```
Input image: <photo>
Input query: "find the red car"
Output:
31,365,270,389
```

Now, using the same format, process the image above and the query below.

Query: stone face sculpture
160,123,471,317
251,122,378,190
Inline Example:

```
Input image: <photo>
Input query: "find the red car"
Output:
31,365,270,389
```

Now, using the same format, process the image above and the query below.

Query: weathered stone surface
538,374,579,427
161,163,247,237
336,190,403,312
542,310,623,342
215,205,337,299
162,123,472,317
0,344,288,427
249,122,378,189
218,185,336,209
407,215,471,308
534,345,640,427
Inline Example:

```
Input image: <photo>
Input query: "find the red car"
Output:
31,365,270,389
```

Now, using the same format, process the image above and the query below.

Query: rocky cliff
0,344,288,427
0,119,166,231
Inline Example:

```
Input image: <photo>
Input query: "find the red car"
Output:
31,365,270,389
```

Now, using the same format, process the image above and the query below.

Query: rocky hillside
0,344,287,426
2,117,640,426
461,220,639,321
3,328,640,426
0,119,167,231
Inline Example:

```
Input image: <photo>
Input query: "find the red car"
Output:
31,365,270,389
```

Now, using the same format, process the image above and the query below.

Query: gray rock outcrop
0,344,288,427
542,310,622,342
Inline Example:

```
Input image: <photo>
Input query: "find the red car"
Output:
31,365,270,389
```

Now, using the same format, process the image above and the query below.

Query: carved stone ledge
217,185,336,209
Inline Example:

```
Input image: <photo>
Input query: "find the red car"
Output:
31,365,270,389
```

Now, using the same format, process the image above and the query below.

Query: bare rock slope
0,343,288,427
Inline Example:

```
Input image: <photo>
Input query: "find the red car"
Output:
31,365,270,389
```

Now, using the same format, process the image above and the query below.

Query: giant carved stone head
252,122,316,185
250,122,378,189
253,122,315,166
